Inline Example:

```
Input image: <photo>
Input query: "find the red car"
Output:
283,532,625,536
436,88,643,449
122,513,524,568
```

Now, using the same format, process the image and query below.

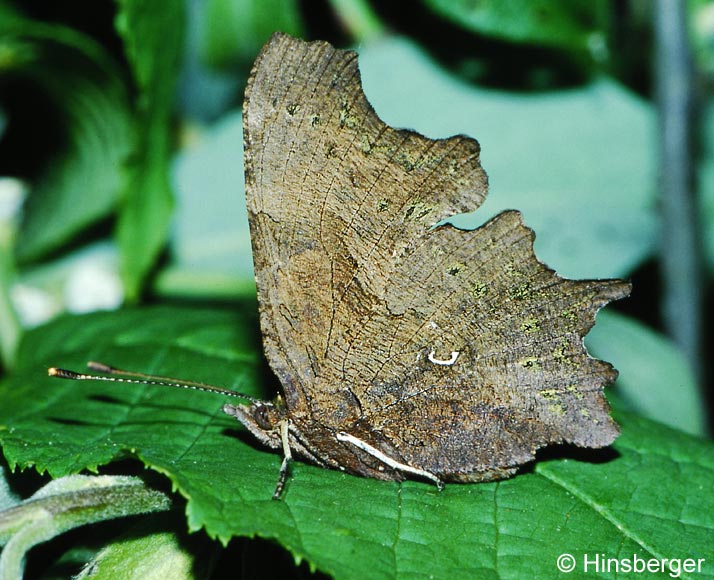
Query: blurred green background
0,0,713,576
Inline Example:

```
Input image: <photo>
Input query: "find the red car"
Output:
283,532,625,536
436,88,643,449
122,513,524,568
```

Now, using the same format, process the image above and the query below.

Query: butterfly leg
272,420,293,500
336,431,444,490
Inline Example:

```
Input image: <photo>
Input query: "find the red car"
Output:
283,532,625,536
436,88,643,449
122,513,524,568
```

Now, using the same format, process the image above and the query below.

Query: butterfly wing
243,33,630,481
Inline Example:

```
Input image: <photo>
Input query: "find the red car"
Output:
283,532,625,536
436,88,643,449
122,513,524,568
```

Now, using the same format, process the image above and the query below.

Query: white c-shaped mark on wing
428,350,459,366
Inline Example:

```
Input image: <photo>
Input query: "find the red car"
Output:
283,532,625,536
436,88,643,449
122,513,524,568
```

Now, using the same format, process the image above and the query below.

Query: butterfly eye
253,405,275,430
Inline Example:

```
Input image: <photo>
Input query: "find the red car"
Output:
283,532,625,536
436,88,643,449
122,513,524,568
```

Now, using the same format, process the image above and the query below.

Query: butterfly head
251,397,285,430
222,395,287,450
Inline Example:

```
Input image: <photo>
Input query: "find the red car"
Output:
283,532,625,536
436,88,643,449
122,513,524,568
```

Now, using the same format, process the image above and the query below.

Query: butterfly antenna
48,361,260,403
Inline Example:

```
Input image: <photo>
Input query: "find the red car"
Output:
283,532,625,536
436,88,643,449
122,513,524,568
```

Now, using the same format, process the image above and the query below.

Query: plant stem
653,0,704,389
0,475,172,579
327,0,385,42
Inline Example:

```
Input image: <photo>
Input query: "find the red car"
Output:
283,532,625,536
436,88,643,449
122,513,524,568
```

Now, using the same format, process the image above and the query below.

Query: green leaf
358,36,658,279
0,2,22,26
0,306,712,579
0,21,132,263
0,474,171,578
159,111,255,299
586,311,705,437
200,0,304,70
423,0,607,52
75,516,204,580
114,0,185,300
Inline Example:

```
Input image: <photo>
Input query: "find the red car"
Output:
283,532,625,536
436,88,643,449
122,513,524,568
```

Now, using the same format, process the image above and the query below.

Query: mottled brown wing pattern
348,214,629,479
243,32,630,483
244,35,488,409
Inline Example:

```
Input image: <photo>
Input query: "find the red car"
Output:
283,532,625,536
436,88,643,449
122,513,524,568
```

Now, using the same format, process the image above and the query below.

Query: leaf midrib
537,468,675,573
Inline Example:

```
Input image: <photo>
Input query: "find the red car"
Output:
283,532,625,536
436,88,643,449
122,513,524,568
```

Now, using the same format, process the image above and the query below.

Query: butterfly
52,33,630,499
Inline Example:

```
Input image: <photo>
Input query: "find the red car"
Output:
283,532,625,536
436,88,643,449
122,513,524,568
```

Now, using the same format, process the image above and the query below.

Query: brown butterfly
52,33,630,499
